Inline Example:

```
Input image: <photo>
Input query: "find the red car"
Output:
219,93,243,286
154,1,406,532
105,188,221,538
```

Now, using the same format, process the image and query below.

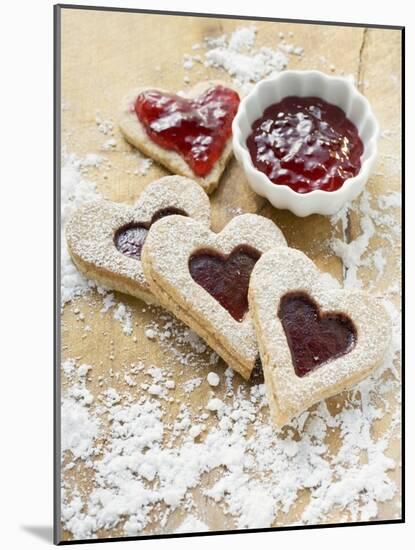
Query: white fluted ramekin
232,70,380,217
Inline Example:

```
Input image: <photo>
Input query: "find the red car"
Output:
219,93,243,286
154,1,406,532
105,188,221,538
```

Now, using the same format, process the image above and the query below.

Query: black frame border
53,3,405,545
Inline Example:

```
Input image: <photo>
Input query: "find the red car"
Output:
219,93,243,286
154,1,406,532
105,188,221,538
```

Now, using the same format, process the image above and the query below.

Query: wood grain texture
59,8,402,541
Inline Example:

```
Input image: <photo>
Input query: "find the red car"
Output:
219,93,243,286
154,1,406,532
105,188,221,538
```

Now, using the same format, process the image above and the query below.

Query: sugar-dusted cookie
248,247,391,427
65,176,211,304
141,214,287,379
119,81,240,194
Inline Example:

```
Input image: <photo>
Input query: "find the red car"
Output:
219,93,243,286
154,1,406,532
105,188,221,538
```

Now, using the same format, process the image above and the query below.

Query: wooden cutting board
59,7,402,541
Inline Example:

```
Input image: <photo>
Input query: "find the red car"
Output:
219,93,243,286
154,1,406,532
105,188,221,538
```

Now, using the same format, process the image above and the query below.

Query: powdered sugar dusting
60,325,400,538
61,361,100,463
61,182,401,539
113,303,133,336
331,190,401,288
174,515,209,533
61,152,104,305
60,21,401,540
205,29,288,94
182,26,303,94
136,157,153,176
331,208,375,288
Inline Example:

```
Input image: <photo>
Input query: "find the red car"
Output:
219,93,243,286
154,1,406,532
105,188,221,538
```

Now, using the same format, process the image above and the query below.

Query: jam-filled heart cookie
65,176,211,304
248,247,391,427
119,81,240,194
141,214,287,379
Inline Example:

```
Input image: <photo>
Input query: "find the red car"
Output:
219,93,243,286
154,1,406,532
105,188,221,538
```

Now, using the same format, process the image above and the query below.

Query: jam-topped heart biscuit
141,214,287,379
248,247,391,427
65,176,211,304
119,81,240,194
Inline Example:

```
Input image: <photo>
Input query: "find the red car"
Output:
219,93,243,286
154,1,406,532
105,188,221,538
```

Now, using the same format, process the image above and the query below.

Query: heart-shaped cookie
141,214,287,379
248,247,391,427
65,176,210,304
119,81,240,194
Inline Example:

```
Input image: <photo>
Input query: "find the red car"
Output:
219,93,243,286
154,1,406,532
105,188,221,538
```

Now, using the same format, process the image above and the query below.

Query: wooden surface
60,8,402,541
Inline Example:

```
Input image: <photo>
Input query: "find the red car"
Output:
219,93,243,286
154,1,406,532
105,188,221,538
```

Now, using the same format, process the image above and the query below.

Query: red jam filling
247,96,364,193
278,292,356,377
189,245,260,322
135,85,240,177
114,207,187,260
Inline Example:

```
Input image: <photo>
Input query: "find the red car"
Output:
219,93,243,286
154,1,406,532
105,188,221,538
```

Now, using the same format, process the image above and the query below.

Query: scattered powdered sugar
144,312,211,367
145,327,157,340
100,292,133,336
174,515,209,533
331,213,375,288
102,137,117,150
60,22,401,539
61,361,100,463
279,42,304,56
331,190,401,288
61,152,141,338
372,249,387,277
62,358,77,378
378,191,401,210
101,292,116,313
60,182,401,537
182,26,304,95
61,329,400,538
61,152,103,306
95,113,114,136
183,377,203,393
113,303,133,336
206,397,224,412
135,157,153,176
183,53,198,70
227,25,256,50
61,399,99,461
205,27,288,91
207,372,220,387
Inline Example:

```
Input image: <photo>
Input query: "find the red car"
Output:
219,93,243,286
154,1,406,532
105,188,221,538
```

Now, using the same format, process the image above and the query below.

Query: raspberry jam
189,245,261,322
247,96,363,193
114,208,187,260
135,85,240,177
278,292,356,377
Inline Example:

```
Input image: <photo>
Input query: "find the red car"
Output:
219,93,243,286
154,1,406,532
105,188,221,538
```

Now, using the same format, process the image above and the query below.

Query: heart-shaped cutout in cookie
278,291,357,377
65,176,211,304
141,214,287,379
189,246,261,322
248,247,391,427
114,207,187,260
119,81,240,194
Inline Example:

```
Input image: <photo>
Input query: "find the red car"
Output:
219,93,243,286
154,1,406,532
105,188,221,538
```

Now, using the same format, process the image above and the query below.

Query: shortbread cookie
141,214,287,379
65,176,211,304
119,81,240,194
248,247,391,427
